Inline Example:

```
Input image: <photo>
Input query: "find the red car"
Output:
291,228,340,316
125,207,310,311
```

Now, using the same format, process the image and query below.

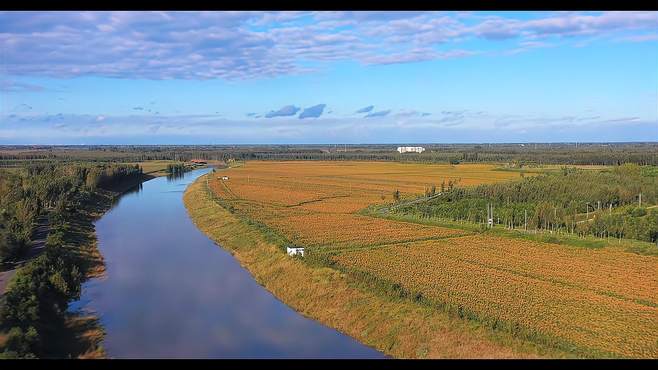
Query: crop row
333,238,658,358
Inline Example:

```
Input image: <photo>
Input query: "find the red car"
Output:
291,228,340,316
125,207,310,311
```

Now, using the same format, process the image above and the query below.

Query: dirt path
0,214,50,296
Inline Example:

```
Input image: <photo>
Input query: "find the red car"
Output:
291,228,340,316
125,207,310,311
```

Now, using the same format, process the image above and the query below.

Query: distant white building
397,146,425,154
287,246,305,257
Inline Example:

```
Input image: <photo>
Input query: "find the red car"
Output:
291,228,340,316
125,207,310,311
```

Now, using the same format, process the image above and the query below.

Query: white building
287,246,305,257
220,176,229,180
397,146,425,154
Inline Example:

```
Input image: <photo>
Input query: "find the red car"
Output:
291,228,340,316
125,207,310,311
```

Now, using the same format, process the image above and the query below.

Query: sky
0,11,657,144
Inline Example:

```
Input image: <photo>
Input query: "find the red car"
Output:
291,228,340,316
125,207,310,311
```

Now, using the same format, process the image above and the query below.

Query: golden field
334,236,658,358
208,161,518,249
205,160,658,358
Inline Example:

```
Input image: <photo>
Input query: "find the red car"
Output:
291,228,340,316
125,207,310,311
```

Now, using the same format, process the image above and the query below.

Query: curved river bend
69,168,384,359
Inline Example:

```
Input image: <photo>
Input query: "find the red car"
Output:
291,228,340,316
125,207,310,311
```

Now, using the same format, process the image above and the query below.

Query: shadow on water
69,168,385,359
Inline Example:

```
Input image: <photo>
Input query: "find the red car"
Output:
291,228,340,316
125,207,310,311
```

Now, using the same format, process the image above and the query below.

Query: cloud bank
1,11,656,80
1,112,654,145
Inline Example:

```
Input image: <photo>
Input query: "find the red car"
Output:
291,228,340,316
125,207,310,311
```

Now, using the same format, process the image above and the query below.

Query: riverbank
63,168,210,358
183,174,559,359
46,164,224,358
41,175,159,359
0,168,173,359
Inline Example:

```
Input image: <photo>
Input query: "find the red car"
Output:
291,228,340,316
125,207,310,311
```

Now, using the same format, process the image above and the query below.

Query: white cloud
0,11,656,80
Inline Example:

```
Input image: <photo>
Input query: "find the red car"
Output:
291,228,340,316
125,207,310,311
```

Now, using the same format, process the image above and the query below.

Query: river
68,168,384,359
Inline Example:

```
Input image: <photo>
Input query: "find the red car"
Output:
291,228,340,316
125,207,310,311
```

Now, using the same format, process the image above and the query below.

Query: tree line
165,162,191,176
393,164,658,243
1,143,657,166
0,163,143,358
1,164,142,264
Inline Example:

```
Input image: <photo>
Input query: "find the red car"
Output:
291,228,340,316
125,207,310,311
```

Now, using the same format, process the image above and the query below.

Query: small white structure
287,246,305,257
397,146,425,154
220,176,229,180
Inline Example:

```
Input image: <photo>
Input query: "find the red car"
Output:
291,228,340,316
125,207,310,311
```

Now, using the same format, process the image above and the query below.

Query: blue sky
1,11,657,144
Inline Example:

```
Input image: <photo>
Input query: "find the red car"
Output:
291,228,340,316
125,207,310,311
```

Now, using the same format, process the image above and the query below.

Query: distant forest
0,143,657,166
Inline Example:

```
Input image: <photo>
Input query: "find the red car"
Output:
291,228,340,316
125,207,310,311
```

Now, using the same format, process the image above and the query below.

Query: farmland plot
333,236,658,358
207,160,657,357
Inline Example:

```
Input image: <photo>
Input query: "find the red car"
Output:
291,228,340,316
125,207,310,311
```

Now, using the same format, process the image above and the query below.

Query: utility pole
639,193,642,207
486,203,494,228
524,209,527,231
573,209,577,233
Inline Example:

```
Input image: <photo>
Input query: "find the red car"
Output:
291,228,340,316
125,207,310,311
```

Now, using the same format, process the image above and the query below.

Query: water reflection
69,168,384,359
123,182,143,196
166,171,186,182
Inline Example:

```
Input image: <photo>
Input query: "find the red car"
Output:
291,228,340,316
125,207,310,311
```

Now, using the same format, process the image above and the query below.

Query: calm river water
68,168,384,359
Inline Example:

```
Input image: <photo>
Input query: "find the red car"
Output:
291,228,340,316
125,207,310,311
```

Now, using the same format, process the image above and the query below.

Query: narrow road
0,214,50,296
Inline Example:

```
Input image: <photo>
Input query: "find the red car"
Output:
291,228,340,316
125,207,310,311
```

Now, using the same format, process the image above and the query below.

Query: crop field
333,236,658,358
208,161,516,249
267,213,466,248
212,160,524,206
207,160,658,358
